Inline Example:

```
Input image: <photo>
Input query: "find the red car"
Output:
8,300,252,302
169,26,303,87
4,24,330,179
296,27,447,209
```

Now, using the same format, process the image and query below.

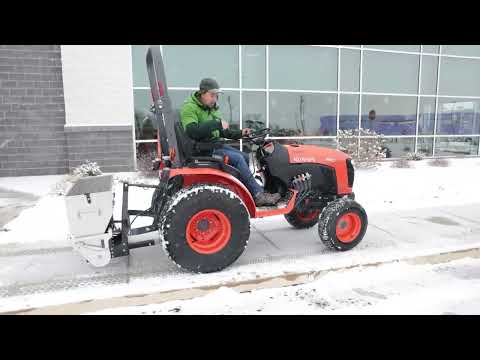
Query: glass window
439,57,480,97
366,137,415,158
163,45,239,88
217,91,240,129
364,45,420,52
133,89,192,140
132,45,150,87
300,139,337,149
168,90,193,111
134,89,157,140
269,46,337,91
343,45,360,48
442,45,480,57
418,97,436,135
340,49,360,91
362,51,419,94
242,45,266,89
435,137,479,156
421,55,438,95
339,94,359,131
437,98,480,135
417,137,434,156
361,95,417,135
132,89,240,139
423,45,440,54
243,91,266,130
269,92,337,137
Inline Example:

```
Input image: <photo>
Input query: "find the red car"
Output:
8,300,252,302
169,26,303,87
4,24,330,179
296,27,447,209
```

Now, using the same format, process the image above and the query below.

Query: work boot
254,192,281,207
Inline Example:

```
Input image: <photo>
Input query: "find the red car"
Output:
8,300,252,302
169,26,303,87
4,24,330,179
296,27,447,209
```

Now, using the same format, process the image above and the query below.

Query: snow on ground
0,172,151,246
1,159,480,247
87,256,480,315
0,159,479,313
343,158,480,213
0,175,66,197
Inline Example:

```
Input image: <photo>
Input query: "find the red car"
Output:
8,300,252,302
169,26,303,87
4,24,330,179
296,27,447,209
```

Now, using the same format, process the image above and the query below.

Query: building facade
2,45,480,177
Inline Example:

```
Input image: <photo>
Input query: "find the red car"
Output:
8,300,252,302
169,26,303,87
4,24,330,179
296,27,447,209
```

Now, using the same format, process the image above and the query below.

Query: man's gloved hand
221,120,230,130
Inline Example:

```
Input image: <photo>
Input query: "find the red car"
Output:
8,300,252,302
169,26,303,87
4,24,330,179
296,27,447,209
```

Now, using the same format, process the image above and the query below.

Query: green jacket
180,92,241,142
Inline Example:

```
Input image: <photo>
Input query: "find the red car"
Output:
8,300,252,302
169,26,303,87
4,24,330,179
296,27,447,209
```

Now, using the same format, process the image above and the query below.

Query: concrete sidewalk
0,201,479,313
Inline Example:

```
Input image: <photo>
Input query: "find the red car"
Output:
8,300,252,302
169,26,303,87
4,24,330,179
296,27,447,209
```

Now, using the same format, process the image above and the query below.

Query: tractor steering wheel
243,128,271,143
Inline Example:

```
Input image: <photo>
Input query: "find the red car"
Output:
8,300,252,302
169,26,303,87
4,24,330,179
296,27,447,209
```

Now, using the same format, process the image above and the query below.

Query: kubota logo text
293,157,316,163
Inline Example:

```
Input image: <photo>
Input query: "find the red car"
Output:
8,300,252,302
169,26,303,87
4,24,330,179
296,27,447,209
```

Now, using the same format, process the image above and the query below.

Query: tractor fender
169,168,257,217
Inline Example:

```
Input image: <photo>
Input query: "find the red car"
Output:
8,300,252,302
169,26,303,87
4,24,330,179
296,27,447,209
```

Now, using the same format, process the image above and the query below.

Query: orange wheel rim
186,209,232,254
336,212,362,243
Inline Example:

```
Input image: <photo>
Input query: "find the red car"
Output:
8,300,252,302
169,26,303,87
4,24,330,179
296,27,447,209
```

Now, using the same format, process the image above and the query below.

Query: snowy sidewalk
0,158,480,313
1,201,480,314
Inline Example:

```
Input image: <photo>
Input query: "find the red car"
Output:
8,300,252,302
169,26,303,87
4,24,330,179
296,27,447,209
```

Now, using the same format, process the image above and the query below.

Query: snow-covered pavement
0,158,479,314
0,201,479,314
87,256,480,315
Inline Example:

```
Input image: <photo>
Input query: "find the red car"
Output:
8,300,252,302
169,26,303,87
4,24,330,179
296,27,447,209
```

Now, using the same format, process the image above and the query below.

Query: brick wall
0,45,67,177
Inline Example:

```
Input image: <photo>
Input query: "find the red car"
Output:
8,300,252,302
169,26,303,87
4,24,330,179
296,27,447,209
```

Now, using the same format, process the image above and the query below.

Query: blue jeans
213,145,264,197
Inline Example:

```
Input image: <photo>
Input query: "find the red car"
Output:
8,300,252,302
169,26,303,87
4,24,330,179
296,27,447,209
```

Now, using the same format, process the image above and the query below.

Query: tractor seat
174,121,243,181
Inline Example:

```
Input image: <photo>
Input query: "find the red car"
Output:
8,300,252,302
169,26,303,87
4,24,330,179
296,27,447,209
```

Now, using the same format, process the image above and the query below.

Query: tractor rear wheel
159,184,250,273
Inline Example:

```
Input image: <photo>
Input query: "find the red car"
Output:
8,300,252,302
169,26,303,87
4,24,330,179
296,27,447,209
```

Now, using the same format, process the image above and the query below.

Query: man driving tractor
180,78,281,207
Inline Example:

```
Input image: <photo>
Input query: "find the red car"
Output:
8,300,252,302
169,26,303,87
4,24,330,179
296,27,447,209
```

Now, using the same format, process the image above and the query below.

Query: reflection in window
133,89,193,140
269,46,337,91
418,97,436,135
366,137,415,158
421,55,438,95
132,45,150,87
362,51,419,94
439,57,480,97
339,94,359,130
168,90,193,111
340,49,360,91
442,45,480,57
423,45,440,54
417,137,434,156
243,91,266,131
163,45,239,88
437,99,480,135
300,138,337,149
435,137,479,156
361,95,417,135
134,89,157,140
269,92,337,137
242,45,266,89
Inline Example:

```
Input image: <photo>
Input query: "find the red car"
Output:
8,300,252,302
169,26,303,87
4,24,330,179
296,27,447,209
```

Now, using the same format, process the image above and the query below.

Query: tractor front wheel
318,198,368,251
284,208,322,229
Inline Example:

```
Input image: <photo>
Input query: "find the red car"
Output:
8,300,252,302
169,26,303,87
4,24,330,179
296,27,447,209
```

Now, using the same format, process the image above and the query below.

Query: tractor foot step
254,190,297,218
255,199,289,211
